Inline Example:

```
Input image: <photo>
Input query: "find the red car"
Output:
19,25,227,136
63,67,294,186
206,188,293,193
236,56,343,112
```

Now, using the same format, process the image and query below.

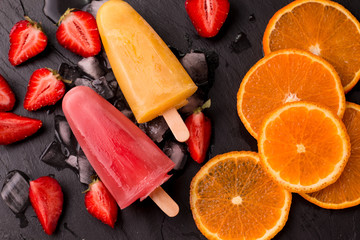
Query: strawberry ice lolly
97,0,198,142
63,86,178,216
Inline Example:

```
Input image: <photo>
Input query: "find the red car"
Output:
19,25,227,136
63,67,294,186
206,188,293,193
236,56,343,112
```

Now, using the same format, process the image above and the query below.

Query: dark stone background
1,0,360,239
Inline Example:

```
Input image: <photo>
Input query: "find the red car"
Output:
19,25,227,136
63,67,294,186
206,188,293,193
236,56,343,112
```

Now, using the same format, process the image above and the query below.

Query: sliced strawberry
85,179,118,228
0,74,15,112
24,68,66,111
56,9,101,57
8,16,48,66
185,100,212,163
0,112,42,145
185,0,230,38
29,176,63,235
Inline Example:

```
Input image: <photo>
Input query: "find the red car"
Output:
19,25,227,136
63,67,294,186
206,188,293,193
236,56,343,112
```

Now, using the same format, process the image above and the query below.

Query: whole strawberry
0,74,15,112
29,176,63,235
56,9,101,57
0,112,42,145
24,68,66,111
8,16,48,66
85,179,118,228
185,0,230,38
185,100,212,163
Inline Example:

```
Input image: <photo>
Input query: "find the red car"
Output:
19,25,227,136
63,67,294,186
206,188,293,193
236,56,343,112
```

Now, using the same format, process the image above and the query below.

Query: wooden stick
149,187,179,217
163,108,189,142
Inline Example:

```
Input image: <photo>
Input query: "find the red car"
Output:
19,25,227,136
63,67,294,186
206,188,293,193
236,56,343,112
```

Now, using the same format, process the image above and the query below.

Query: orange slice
190,151,291,240
258,101,351,193
263,0,360,92
301,102,360,208
237,49,345,139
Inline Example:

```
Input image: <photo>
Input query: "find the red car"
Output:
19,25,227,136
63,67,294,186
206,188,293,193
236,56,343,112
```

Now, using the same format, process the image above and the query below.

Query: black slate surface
1,0,360,239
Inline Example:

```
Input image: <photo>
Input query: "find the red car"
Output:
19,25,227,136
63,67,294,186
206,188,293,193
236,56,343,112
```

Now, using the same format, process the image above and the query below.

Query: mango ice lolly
96,0,198,124
63,86,176,212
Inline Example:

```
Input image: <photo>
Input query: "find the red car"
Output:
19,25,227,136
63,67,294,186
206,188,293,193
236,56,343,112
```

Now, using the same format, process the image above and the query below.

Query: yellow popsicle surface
97,0,198,123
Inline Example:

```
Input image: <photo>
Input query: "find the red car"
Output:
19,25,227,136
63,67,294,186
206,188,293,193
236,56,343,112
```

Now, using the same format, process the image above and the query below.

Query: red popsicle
63,86,178,216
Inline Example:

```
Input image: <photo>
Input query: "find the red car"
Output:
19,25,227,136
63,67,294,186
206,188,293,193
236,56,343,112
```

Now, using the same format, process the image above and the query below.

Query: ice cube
83,0,108,18
75,77,114,100
180,52,208,85
143,117,169,143
65,155,79,170
91,76,114,100
121,109,135,121
1,171,30,213
113,98,128,111
78,57,106,79
75,77,93,88
102,51,111,69
113,98,135,121
179,90,206,116
230,32,251,54
138,123,147,134
163,141,188,170
78,148,96,184
55,115,77,156
108,80,119,93
104,72,119,94
40,140,68,170
58,63,83,86
104,71,116,82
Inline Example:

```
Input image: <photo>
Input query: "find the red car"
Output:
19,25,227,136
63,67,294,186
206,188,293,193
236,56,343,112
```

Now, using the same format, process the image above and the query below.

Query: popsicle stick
149,187,179,217
163,108,189,142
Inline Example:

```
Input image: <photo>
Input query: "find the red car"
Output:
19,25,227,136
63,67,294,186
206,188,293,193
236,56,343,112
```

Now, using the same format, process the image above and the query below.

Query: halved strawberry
84,179,118,228
0,112,42,145
29,176,63,235
185,100,212,163
8,16,48,66
24,68,66,111
185,0,230,38
0,74,15,112
56,9,101,57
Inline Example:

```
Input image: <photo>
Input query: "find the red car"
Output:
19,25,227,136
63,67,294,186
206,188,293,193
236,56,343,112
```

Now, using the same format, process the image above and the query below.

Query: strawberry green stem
194,99,211,113
57,8,75,26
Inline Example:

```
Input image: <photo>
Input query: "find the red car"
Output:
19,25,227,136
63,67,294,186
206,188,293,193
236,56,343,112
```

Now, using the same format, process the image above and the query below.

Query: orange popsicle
97,0,197,141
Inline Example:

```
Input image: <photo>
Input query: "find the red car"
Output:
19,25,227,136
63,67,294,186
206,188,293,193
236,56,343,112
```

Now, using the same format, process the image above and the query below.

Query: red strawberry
29,176,63,235
185,100,212,163
56,9,101,57
24,68,66,111
8,16,48,66
0,74,15,112
85,179,118,228
0,112,42,145
185,0,230,38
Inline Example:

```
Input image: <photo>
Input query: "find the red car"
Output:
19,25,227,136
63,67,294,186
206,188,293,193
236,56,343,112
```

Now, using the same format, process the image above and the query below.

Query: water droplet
46,105,56,115
64,222,79,238
249,14,256,23
230,32,251,54
16,213,29,228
